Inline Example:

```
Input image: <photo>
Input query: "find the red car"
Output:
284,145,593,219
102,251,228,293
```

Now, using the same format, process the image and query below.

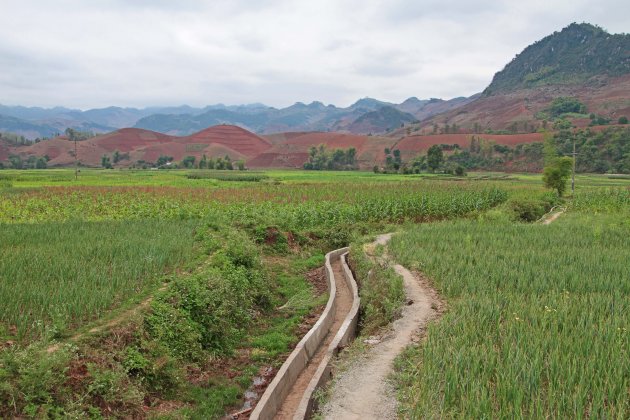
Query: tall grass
390,212,630,418
0,220,196,341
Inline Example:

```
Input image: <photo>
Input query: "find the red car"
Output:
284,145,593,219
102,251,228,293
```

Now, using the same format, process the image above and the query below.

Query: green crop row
0,183,507,227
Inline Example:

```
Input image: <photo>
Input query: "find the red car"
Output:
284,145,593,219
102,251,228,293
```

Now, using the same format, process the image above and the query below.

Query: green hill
485,23,630,95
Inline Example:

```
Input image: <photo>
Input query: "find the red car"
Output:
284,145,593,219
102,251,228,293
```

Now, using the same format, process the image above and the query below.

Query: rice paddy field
0,168,628,418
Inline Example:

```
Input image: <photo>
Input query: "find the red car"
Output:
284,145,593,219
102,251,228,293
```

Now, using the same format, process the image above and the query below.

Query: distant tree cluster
64,128,97,142
3,154,49,169
0,132,31,146
303,145,357,170
410,127,630,174
129,154,246,171
101,150,130,168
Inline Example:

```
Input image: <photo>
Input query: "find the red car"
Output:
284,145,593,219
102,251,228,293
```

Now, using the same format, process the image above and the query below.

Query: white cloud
0,0,627,109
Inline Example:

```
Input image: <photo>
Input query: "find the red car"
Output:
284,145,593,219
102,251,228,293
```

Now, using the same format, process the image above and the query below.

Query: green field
0,168,629,418
391,197,630,418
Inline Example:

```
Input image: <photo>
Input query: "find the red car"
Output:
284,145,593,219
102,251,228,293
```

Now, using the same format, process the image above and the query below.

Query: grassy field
1,168,629,418
0,220,196,341
390,196,630,418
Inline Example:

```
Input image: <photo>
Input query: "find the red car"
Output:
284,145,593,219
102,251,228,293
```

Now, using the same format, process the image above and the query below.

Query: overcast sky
0,0,627,109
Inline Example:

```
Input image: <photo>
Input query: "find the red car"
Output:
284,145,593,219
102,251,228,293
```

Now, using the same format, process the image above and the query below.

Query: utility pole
571,137,576,194
74,134,78,181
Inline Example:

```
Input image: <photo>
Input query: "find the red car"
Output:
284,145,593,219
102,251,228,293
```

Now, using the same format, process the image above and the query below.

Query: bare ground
542,209,565,225
320,234,442,420
274,255,353,419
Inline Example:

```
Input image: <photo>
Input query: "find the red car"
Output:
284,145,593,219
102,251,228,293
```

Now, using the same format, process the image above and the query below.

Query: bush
618,116,628,125
507,198,546,222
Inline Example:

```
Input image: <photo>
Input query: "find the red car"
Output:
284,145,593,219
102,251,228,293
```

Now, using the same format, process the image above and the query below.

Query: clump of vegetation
303,145,357,170
547,97,587,118
349,240,404,335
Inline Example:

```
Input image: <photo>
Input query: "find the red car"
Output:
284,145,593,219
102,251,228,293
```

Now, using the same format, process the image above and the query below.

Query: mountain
133,96,475,136
485,23,630,95
405,23,630,135
346,106,417,134
0,93,475,140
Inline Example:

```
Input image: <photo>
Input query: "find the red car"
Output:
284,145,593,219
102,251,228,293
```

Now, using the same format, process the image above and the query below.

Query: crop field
390,192,630,418
0,168,514,418
0,220,196,341
1,168,629,418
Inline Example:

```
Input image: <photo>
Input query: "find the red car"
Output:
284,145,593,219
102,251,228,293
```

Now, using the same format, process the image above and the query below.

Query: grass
0,220,197,341
389,205,630,418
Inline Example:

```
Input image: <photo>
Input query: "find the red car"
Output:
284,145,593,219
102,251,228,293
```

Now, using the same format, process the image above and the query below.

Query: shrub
507,198,546,222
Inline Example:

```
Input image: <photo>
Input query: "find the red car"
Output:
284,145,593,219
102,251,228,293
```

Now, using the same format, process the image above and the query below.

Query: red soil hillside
249,132,398,168
93,128,173,152
0,140,9,161
133,142,247,165
6,125,265,167
395,133,542,163
181,125,271,157
250,131,546,169
397,75,630,136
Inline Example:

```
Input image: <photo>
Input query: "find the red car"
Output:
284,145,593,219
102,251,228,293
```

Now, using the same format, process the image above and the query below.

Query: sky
0,0,628,110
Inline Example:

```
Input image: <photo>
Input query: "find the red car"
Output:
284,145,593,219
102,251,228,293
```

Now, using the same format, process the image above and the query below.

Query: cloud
0,0,627,109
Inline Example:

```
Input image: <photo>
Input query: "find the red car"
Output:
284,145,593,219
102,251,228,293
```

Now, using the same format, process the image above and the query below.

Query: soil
542,209,565,225
320,234,443,420
306,266,328,295
274,255,354,419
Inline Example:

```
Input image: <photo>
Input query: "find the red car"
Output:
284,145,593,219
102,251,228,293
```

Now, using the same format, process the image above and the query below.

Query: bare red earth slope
7,124,550,169
10,125,271,167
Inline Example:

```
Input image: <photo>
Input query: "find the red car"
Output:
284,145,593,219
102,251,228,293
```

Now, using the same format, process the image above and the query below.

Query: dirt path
320,234,441,420
46,283,167,353
274,255,353,419
542,209,564,225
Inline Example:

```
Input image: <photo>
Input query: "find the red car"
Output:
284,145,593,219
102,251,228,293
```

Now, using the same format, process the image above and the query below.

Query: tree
619,116,628,125
182,156,196,168
101,155,112,169
543,157,573,196
8,155,23,169
224,155,233,170
35,157,47,169
427,145,443,172
157,155,173,167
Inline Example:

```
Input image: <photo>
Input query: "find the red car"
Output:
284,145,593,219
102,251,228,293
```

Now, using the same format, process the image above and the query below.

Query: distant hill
485,23,630,94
